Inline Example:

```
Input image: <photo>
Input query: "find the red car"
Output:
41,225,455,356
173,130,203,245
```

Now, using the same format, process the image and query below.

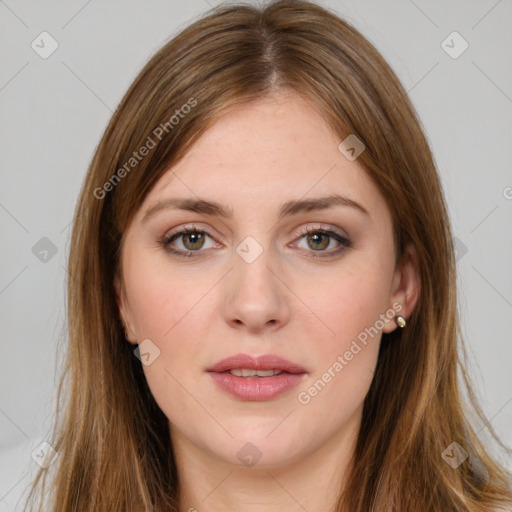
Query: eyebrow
142,194,370,223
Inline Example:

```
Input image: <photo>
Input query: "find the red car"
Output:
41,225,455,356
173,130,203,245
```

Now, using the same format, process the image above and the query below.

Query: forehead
136,91,388,222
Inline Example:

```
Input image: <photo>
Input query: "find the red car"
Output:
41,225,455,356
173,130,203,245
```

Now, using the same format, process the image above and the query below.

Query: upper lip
206,353,307,374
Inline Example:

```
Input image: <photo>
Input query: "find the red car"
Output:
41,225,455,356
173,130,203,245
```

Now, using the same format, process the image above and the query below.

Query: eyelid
293,223,349,240
163,223,218,241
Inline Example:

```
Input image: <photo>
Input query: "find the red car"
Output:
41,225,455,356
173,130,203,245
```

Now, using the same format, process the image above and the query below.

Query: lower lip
208,371,306,401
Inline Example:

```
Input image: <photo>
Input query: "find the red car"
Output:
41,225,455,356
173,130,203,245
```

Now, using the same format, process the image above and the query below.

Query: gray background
1,0,511,510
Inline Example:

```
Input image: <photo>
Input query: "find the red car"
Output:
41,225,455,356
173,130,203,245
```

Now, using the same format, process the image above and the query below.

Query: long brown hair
24,1,512,510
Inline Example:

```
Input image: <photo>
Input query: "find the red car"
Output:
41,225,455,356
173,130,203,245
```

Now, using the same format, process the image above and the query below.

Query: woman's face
116,90,418,470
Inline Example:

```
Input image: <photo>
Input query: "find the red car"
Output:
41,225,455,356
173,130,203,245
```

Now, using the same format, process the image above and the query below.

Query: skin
115,89,420,512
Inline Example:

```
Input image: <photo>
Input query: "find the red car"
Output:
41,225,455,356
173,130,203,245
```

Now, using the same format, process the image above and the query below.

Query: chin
207,428,305,469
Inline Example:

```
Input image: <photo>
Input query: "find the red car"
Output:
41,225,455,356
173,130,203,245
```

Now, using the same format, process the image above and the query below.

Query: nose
221,245,291,333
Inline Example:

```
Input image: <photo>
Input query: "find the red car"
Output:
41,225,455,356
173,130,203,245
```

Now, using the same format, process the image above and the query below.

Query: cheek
124,262,216,428
292,258,391,410
297,258,392,352
123,255,217,341
291,312,381,446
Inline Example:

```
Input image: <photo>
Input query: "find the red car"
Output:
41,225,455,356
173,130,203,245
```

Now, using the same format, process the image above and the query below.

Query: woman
25,1,512,510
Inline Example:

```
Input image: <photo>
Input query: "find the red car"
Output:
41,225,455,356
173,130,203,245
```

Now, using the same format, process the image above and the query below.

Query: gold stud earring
396,316,406,328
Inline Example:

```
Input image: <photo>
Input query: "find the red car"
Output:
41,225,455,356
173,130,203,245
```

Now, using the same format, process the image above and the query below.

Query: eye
293,227,350,257
160,225,351,258
160,227,218,256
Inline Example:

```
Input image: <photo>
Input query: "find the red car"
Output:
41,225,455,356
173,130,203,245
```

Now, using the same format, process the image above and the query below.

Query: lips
206,353,307,401
206,353,307,374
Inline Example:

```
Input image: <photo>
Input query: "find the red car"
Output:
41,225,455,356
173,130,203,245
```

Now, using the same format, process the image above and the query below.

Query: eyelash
159,224,351,259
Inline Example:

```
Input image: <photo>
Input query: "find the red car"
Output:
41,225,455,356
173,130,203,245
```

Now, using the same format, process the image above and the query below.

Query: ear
382,243,421,333
114,274,138,344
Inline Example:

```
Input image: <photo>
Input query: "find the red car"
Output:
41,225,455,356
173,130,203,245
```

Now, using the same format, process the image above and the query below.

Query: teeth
229,369,283,377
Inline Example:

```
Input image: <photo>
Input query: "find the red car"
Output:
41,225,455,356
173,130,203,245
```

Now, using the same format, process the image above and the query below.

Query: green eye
306,232,330,251
160,226,351,258
295,229,350,256
162,228,216,256
181,231,206,250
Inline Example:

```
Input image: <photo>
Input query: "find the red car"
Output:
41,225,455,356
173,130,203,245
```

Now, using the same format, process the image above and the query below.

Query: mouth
206,352,307,374
206,353,307,401
223,368,285,378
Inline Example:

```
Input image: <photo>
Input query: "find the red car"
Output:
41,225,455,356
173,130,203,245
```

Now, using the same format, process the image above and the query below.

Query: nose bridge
222,235,290,331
